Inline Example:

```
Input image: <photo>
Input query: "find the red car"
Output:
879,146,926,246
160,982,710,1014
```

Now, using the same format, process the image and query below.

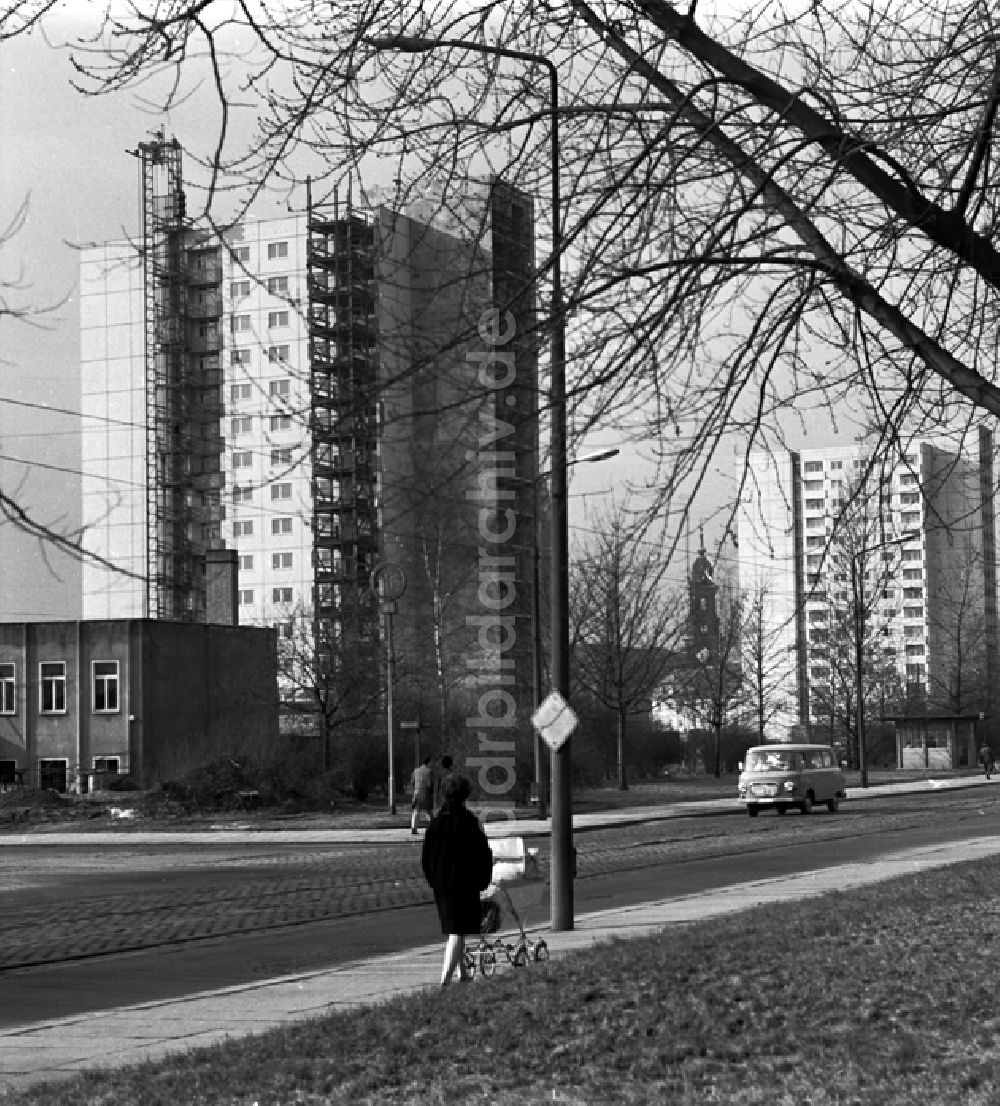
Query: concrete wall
0,619,277,790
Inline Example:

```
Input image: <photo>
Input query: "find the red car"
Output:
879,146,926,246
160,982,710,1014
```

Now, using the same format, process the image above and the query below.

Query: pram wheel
461,950,477,981
512,945,528,968
533,940,549,963
479,948,497,978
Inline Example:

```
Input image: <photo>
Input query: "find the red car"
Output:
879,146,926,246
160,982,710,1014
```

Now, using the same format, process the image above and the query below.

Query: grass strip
12,853,1000,1105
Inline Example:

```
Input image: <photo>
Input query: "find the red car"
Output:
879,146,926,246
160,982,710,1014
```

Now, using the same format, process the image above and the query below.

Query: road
2,789,998,1027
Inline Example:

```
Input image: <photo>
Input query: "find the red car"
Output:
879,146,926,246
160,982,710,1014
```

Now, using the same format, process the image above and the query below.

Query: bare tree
739,581,795,743
277,599,383,777
570,503,684,789
9,2,1000,543
926,540,991,717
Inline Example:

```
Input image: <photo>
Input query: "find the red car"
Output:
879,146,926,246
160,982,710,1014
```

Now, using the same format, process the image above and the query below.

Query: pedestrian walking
981,742,994,780
421,774,493,986
435,755,453,808
409,755,435,834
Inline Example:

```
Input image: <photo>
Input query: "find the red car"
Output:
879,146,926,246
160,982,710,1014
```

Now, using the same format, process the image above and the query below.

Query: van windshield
746,749,801,772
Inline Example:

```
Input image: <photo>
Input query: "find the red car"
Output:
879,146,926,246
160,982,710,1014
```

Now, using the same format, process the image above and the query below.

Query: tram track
1,791,995,973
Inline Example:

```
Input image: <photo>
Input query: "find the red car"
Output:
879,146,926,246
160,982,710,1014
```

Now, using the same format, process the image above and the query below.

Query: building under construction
81,141,540,774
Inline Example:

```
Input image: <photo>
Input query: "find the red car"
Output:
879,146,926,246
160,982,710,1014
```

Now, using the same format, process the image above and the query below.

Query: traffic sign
532,691,578,752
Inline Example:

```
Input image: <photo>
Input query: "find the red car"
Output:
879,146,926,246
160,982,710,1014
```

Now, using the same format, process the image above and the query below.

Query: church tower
689,531,720,662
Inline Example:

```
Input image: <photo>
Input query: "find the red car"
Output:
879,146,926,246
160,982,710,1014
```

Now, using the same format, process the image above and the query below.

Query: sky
0,8,851,619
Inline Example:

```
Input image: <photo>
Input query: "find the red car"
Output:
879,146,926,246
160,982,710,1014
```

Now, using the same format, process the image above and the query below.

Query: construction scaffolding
137,131,223,620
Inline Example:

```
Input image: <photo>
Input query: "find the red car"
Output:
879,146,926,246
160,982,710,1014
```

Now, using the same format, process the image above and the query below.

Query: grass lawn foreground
10,851,1000,1105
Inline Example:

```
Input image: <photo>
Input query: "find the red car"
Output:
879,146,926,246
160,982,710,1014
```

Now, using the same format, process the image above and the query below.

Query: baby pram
466,836,549,978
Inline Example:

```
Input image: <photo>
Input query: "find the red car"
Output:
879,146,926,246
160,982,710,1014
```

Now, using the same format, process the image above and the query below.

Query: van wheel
747,804,759,818
827,797,840,813
800,794,814,815
775,805,788,816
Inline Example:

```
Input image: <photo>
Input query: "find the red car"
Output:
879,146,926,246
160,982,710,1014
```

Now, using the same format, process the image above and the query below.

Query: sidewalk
1,774,996,1093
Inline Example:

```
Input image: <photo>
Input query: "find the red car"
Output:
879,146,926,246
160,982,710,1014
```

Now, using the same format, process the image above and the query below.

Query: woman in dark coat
421,774,493,985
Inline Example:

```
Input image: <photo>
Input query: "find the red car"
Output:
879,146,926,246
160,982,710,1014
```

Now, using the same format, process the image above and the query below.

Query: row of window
231,552,295,572
240,588,295,605
232,241,289,264
232,482,294,503
230,413,295,436
0,661,119,716
232,310,290,332
231,275,291,298
232,517,295,537
230,348,292,370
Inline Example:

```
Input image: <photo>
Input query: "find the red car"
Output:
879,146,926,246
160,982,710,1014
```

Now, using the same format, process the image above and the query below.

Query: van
737,744,847,817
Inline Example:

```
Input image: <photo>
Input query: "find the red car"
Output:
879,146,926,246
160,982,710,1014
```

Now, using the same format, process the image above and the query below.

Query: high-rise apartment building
80,136,539,765
736,433,998,742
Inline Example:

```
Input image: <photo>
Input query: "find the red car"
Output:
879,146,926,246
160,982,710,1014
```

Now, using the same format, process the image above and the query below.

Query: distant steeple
689,530,719,662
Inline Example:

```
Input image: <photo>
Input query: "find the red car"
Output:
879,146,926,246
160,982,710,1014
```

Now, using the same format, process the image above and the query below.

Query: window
899,492,919,505
903,588,923,600
269,378,291,397
231,350,252,367
230,382,252,401
268,310,289,329
803,480,823,492
233,245,251,263
94,757,120,774
806,517,824,530
198,321,218,340
230,417,253,436
268,345,290,363
900,512,920,526
902,549,921,561
231,280,251,299
239,589,254,605
93,661,119,713
267,241,289,260
803,461,823,473
904,625,922,638
270,415,292,432
272,587,294,604
232,451,253,469
267,276,289,295
806,536,824,548
232,314,253,332
271,447,293,465
806,554,822,567
904,606,924,619
900,473,919,485
829,460,843,470
232,486,253,504
40,662,66,714
271,482,292,501
239,554,254,571
906,663,925,681
903,568,922,580
233,520,254,537
272,552,293,569
805,498,824,510
906,644,925,656
0,663,14,714
272,517,293,535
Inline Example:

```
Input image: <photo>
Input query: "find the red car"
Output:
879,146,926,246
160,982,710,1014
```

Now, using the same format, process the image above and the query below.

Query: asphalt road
2,789,998,1027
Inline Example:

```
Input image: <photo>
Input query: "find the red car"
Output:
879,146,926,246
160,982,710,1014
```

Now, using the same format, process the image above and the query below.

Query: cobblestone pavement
0,794,978,970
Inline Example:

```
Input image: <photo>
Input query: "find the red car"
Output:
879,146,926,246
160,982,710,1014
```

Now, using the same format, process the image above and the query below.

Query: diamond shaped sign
532,691,579,752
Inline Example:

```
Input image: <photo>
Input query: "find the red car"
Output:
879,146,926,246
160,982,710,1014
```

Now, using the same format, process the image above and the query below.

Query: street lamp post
850,531,919,788
366,34,573,930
